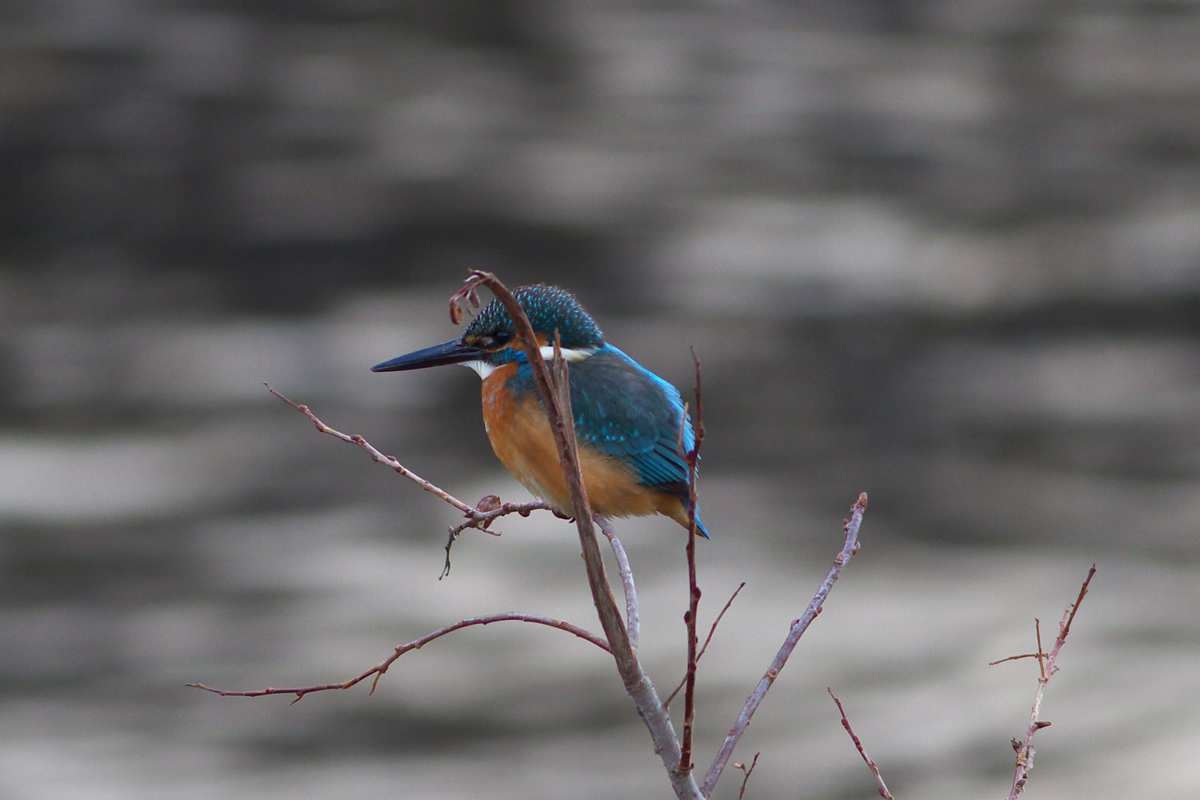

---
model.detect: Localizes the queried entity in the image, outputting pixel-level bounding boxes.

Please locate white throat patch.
[462,360,497,379]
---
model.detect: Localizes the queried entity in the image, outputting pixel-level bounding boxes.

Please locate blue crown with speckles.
[466,285,605,350]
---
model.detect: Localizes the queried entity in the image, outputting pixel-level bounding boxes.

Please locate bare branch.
[595,515,639,651]
[997,564,1097,800]
[989,650,1042,667]
[268,384,475,513]
[265,384,560,577]
[701,492,869,797]
[829,688,895,800]
[187,612,610,702]
[665,582,745,709]
[448,496,557,538]
[266,384,552,533]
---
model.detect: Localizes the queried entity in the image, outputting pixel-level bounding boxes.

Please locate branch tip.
[828,688,894,800]
[702,494,868,796]
[1003,564,1097,800]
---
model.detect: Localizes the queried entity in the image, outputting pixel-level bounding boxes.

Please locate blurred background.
[2,1,1199,798]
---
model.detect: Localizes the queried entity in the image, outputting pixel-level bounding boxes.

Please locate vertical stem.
[679,350,705,773]
[680,516,699,771]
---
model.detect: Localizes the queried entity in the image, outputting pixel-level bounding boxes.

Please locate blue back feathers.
[567,346,697,495]
[472,285,699,499]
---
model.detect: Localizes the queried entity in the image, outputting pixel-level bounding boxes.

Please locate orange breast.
[480,367,689,525]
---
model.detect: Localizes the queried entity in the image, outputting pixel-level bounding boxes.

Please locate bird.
[371,284,709,538]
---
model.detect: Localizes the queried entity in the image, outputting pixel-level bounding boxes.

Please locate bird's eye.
[494,330,511,345]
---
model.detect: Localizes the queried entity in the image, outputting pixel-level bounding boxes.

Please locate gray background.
[1,1,1198,798]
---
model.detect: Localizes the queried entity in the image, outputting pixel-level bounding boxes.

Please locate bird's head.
[371,284,604,378]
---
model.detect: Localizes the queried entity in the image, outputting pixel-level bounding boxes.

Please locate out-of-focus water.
[4,1,1200,797]
[1,286,1198,799]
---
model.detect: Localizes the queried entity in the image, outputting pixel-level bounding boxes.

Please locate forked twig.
[665,582,745,709]
[265,382,554,571]
[441,496,564,578]
[734,753,759,800]
[994,564,1097,799]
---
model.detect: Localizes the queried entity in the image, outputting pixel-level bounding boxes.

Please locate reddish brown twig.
[995,564,1097,800]
[733,753,759,800]
[187,613,610,702]
[829,689,895,800]
[266,383,553,530]
[665,582,745,709]
[679,348,705,774]
[441,497,564,578]
[264,384,557,577]
[701,492,869,797]
[268,384,474,512]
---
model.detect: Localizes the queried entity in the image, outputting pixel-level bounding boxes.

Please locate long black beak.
[371,339,484,372]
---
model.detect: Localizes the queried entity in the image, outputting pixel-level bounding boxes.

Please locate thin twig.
[447,497,556,538]
[187,613,610,702]
[697,583,743,663]
[595,515,639,651]
[266,383,552,531]
[701,492,869,798]
[997,564,1097,800]
[265,383,558,577]
[441,497,560,578]
[989,649,1041,667]
[829,689,895,800]
[679,348,705,773]
[665,582,745,709]
[267,384,474,513]
[734,753,759,800]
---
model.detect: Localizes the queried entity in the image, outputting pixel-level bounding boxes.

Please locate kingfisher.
[371,284,709,538]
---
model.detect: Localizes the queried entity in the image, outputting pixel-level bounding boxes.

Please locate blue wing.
[566,346,696,496]
[506,344,709,536]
